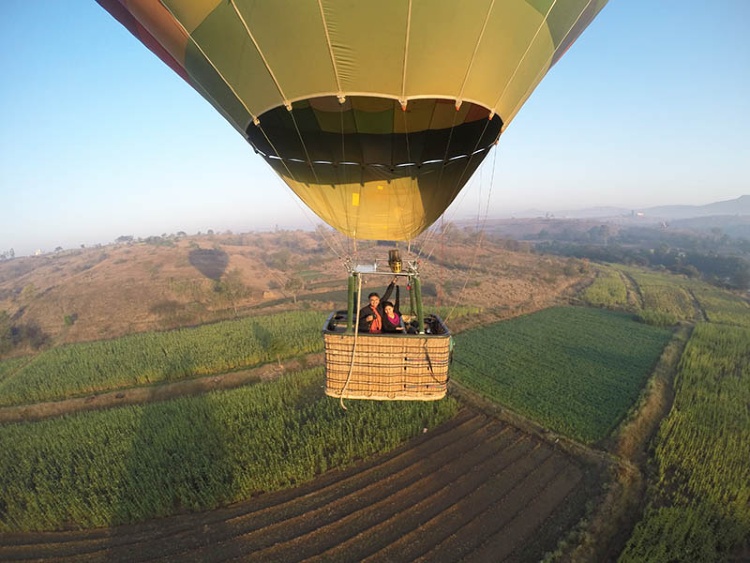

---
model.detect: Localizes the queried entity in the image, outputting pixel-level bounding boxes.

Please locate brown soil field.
[0,408,603,562]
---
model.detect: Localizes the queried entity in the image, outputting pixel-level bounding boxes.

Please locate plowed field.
[0,409,599,562]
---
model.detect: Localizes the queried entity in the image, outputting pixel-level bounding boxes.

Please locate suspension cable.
[339,273,363,410]
[443,143,499,323]
[411,99,463,264]
[253,116,348,261]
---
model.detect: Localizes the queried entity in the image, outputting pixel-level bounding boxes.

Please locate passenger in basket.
[358,278,396,333]
[381,301,405,333]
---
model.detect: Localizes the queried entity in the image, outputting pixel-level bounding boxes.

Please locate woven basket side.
[324,333,449,401]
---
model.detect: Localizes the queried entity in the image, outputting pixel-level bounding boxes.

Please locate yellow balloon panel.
[272,157,486,241]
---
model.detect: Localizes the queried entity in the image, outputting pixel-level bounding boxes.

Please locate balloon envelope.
[98,0,608,240]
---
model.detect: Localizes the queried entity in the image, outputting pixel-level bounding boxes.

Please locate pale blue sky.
[1,1,749,256]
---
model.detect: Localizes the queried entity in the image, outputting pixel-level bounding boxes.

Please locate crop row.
[0,310,327,407]
[582,264,697,327]
[688,284,750,327]
[582,266,629,309]
[626,270,695,324]
[0,367,459,532]
[586,263,750,329]
[620,323,750,561]
[451,307,672,444]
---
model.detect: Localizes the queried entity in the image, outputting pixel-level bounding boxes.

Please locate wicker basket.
[323,314,451,401]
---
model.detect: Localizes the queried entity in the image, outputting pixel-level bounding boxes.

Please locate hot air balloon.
[98,0,608,400]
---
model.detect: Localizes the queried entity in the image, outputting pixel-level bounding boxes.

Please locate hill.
[498,195,750,221]
[0,231,587,356]
[638,194,750,219]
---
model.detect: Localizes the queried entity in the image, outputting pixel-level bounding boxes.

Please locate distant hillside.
[507,195,750,221]
[638,195,750,219]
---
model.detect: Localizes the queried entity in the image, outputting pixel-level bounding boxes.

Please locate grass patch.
[452,307,672,444]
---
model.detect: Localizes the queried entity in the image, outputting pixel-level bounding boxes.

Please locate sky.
[2,1,749,257]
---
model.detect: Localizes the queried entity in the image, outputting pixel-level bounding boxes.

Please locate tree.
[284,276,305,304]
[214,268,249,315]
[264,249,291,270]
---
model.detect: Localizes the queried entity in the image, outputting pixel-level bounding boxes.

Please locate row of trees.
[530,221,750,290]
[538,240,750,290]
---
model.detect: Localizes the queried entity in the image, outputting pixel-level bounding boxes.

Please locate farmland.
[0,305,481,410]
[0,408,601,562]
[0,368,459,532]
[577,262,750,560]
[0,310,327,407]
[1,233,749,560]
[581,265,631,309]
[622,267,696,326]
[581,264,698,327]
[451,307,672,444]
[619,323,750,561]
[689,283,750,327]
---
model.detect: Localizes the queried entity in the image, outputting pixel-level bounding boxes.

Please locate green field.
[0,368,459,532]
[452,307,672,444]
[3,260,748,558]
[619,323,750,562]
[584,263,750,330]
[625,269,696,325]
[689,283,750,327]
[0,305,482,408]
[582,265,630,309]
[0,310,327,407]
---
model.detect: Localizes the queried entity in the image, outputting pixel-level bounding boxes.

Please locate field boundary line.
[0,354,325,424]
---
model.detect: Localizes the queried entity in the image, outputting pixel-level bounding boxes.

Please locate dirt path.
[619,270,643,310]
[686,288,709,322]
[0,354,324,423]
[0,407,600,562]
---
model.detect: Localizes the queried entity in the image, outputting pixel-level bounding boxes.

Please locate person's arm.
[381,277,397,302]
[358,306,371,328]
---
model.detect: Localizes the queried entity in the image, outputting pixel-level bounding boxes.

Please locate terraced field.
[0,408,598,562]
